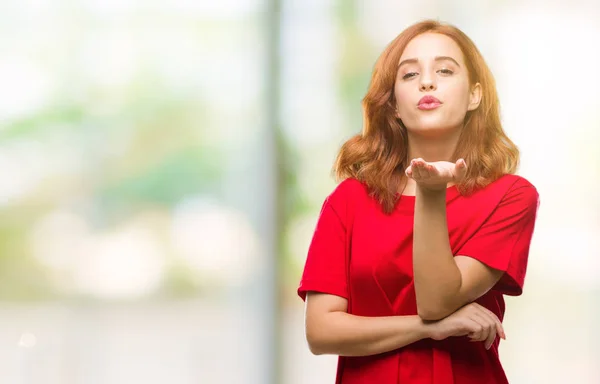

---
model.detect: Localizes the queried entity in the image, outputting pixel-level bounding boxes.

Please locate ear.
[392,100,402,119]
[467,82,482,111]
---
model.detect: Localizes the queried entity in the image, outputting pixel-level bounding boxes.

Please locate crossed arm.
[412,186,503,320]
[302,160,536,356]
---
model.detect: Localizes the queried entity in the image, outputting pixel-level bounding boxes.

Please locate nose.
[420,78,436,91]
[419,70,437,91]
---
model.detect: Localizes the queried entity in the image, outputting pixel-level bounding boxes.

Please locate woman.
[297,19,540,384]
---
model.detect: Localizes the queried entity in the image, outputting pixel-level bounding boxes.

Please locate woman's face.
[394,32,481,136]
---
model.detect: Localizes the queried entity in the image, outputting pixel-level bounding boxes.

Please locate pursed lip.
[418,95,442,105]
[417,95,442,110]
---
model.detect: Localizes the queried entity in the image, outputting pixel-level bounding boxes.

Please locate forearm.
[308,313,430,356]
[413,186,462,319]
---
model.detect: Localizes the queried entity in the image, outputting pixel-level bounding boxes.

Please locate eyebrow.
[398,56,461,68]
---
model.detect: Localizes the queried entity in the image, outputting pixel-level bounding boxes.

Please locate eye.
[402,72,418,80]
[437,68,454,75]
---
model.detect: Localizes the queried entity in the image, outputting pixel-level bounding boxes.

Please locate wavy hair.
[334,19,519,214]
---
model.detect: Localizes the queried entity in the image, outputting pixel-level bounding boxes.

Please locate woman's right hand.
[426,302,506,350]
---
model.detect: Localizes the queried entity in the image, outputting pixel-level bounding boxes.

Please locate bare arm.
[412,187,502,320]
[304,292,430,356]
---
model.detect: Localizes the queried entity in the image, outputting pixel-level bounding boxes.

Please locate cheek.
[449,80,472,105]
[394,85,413,111]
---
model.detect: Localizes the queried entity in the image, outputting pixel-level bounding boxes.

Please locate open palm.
[405,158,467,191]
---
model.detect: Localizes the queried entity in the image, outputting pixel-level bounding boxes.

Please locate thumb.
[455,159,468,178]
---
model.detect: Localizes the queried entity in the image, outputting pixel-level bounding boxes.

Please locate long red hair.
[334,19,519,214]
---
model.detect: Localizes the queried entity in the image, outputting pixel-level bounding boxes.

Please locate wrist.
[416,183,448,194]
[415,316,436,339]
[415,184,447,203]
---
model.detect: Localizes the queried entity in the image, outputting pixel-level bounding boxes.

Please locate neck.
[406,128,461,162]
[399,128,462,196]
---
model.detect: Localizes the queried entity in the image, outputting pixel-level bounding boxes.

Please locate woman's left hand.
[405,158,467,192]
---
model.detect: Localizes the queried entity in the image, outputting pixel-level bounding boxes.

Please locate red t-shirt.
[297,174,540,384]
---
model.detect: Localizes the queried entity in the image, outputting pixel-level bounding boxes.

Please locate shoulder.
[499,173,536,190]
[474,174,536,196]
[323,178,370,216]
[462,174,538,213]
[496,174,538,201]
[327,178,369,203]
[483,174,540,213]
[330,178,369,200]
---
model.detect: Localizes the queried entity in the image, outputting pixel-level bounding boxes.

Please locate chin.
[406,123,458,137]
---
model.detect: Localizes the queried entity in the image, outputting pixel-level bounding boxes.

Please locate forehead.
[399,32,464,64]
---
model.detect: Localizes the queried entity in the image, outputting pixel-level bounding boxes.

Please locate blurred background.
[0,0,598,383]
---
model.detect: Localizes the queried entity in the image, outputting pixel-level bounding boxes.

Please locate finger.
[465,318,484,341]
[470,312,492,343]
[472,311,496,349]
[476,305,506,340]
[416,159,433,179]
[484,325,497,350]
[454,159,468,180]
[411,159,423,179]
[460,317,481,341]
[464,305,485,341]
[423,162,436,178]
[471,303,505,340]
[405,165,413,178]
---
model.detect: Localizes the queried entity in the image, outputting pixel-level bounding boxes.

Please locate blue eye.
[402,72,418,80]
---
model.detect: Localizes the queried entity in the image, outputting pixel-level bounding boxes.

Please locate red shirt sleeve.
[297,191,349,302]
[456,179,540,296]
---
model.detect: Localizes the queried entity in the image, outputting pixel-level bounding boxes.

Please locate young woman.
[297,19,540,384]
